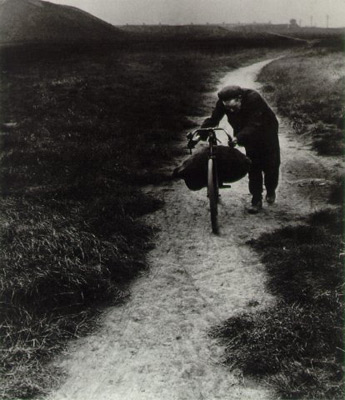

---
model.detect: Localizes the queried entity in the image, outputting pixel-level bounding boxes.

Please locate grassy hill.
[0,0,124,43]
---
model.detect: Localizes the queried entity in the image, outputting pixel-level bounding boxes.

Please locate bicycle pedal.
[220,184,231,189]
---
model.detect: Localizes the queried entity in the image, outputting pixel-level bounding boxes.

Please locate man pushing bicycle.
[201,85,280,214]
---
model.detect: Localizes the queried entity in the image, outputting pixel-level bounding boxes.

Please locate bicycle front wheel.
[207,158,219,234]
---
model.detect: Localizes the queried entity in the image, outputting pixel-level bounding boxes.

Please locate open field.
[119,24,344,48]
[0,43,280,399]
[0,37,343,399]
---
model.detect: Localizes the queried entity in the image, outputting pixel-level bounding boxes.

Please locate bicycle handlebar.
[188,127,231,138]
[186,127,235,154]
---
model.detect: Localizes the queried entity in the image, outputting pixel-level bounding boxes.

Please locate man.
[201,85,280,214]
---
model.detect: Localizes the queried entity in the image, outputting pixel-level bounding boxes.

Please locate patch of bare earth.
[47,59,341,400]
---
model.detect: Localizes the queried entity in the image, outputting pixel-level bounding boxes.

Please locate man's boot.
[247,198,263,214]
[266,191,276,204]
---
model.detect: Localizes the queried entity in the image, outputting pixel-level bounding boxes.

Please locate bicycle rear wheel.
[207,158,219,234]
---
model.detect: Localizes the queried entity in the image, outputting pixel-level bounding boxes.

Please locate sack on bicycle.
[173,145,251,191]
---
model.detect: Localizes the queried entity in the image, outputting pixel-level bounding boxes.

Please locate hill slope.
[0,0,123,43]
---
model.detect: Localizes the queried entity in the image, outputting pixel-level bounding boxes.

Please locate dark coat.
[202,87,280,161]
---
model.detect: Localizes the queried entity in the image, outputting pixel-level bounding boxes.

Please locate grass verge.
[211,208,343,399]
[258,47,344,156]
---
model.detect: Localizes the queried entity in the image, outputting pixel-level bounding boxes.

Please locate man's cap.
[218,85,242,101]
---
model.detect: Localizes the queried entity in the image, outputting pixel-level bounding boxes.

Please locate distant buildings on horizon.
[123,19,340,29]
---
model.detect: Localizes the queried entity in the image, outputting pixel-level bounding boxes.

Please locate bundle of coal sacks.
[172,146,251,191]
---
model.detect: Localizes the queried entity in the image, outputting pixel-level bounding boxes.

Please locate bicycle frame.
[207,131,219,233]
[187,127,233,233]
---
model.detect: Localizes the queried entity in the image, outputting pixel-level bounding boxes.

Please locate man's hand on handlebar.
[198,129,211,141]
[187,132,200,152]
[187,138,199,150]
[228,138,238,148]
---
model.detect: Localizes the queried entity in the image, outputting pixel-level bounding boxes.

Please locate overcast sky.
[48,0,345,27]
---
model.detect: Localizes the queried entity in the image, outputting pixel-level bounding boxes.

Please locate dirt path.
[48,58,339,400]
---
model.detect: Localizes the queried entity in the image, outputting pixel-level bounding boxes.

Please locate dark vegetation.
[0,42,276,398]
[211,47,344,399]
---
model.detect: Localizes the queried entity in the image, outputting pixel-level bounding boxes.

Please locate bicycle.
[187,128,235,234]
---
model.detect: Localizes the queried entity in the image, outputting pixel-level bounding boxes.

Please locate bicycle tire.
[208,158,219,234]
